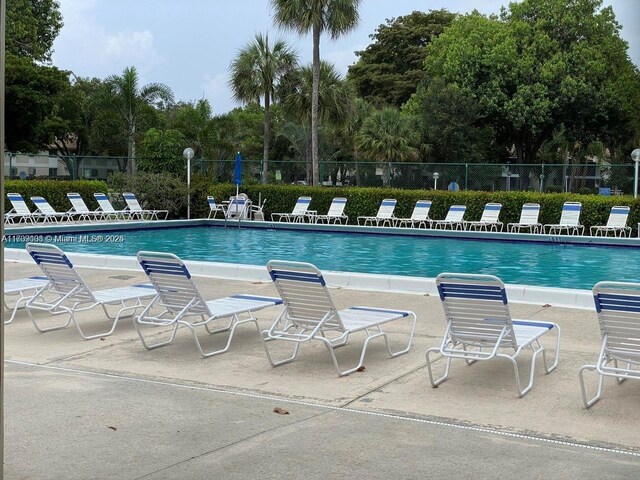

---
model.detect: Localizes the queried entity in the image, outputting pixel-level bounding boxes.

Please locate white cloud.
[201,73,235,115]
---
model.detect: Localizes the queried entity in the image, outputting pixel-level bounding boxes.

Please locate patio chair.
[4,276,49,324]
[225,194,250,220]
[313,197,348,224]
[30,196,72,223]
[94,193,131,221]
[432,205,467,230]
[261,260,417,376]
[396,200,432,228]
[5,193,40,225]
[207,196,227,219]
[426,273,561,397]
[579,281,640,408]
[66,193,105,222]
[136,251,282,357]
[507,203,542,234]
[357,199,397,226]
[544,201,584,235]
[590,206,631,238]
[123,192,169,221]
[463,203,503,232]
[25,243,156,339]
[271,196,313,223]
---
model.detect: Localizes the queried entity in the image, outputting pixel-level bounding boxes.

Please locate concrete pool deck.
[3,259,640,478]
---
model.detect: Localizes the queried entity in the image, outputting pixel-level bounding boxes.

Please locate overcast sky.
[51,0,640,115]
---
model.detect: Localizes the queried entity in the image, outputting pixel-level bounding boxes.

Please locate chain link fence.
[4,152,636,194]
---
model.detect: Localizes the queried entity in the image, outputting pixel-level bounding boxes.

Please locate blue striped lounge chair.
[207,196,227,219]
[463,203,503,232]
[136,251,282,357]
[357,199,397,227]
[544,201,584,235]
[313,197,348,224]
[25,243,156,339]
[67,193,105,222]
[5,193,40,225]
[432,205,466,230]
[507,203,542,234]
[396,200,432,228]
[261,260,417,376]
[30,196,72,223]
[94,193,131,221]
[426,273,561,397]
[123,192,169,221]
[271,196,313,223]
[4,276,50,324]
[590,206,631,238]
[579,281,640,408]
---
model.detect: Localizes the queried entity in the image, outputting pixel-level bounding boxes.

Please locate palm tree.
[104,66,174,174]
[229,33,298,183]
[356,108,419,187]
[271,0,361,186]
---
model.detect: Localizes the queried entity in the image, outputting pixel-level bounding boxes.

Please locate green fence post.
[72,155,77,180]
[540,164,545,192]
[465,163,469,191]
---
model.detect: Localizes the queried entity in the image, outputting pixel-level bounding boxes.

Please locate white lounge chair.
[426,273,560,397]
[67,193,105,222]
[123,192,169,221]
[396,200,432,228]
[464,203,503,232]
[30,196,72,223]
[590,206,631,238]
[207,196,227,219]
[432,205,466,230]
[271,196,313,223]
[225,195,249,220]
[579,281,640,408]
[4,276,50,324]
[25,243,156,339]
[357,199,397,226]
[544,201,584,235]
[313,197,348,224]
[136,251,282,357]
[94,193,131,221]
[507,203,542,234]
[261,260,417,376]
[5,193,40,225]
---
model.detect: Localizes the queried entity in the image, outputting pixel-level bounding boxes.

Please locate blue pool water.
[6,226,640,289]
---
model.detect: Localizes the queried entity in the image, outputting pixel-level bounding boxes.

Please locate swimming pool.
[5,225,639,290]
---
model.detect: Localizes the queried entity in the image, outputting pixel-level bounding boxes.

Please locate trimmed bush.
[4,179,107,213]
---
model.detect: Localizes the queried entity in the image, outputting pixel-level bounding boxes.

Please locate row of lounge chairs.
[4,192,168,225]
[5,243,638,408]
[268,196,634,237]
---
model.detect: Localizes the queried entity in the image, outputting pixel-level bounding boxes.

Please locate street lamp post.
[433,172,439,190]
[505,170,512,192]
[632,149,640,199]
[183,147,194,219]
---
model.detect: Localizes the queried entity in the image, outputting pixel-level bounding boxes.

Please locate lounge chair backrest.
[436,273,517,350]
[593,281,640,363]
[7,193,32,215]
[67,193,91,213]
[605,206,630,228]
[207,196,218,211]
[267,260,344,331]
[410,200,432,221]
[443,205,466,222]
[30,196,57,215]
[138,251,209,315]
[292,197,312,215]
[558,201,581,226]
[479,203,502,222]
[123,193,144,212]
[326,197,347,217]
[226,196,247,218]
[376,199,397,219]
[26,243,96,303]
[94,193,117,213]
[517,203,540,224]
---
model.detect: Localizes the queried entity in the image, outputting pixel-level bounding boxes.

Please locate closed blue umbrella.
[234,152,242,186]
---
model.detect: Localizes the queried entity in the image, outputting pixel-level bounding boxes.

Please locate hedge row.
[204,184,640,234]
[4,180,108,213]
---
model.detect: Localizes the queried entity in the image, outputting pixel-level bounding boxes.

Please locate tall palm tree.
[104,66,174,174]
[356,108,419,187]
[271,0,361,186]
[229,33,298,183]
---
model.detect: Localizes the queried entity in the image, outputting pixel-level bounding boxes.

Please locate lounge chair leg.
[321,333,382,376]
[381,312,417,357]
[261,331,301,367]
[134,320,180,350]
[191,315,260,358]
[27,305,74,333]
[578,364,604,408]
[425,348,451,387]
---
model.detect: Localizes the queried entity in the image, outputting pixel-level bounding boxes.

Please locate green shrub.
[4,179,107,213]
[578,187,595,195]
[108,172,188,219]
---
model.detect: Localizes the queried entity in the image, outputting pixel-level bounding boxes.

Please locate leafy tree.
[137,128,187,175]
[356,108,419,187]
[271,0,361,186]
[101,66,174,174]
[167,99,216,159]
[7,0,63,62]
[229,33,298,183]
[336,97,373,185]
[348,10,455,108]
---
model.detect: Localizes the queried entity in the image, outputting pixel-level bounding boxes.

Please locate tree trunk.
[382,162,391,188]
[311,23,321,186]
[127,119,136,175]
[262,91,270,184]
[354,149,361,186]
[306,135,312,184]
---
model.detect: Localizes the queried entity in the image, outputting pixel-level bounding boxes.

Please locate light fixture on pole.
[433,172,439,190]
[632,148,640,199]
[183,147,194,219]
